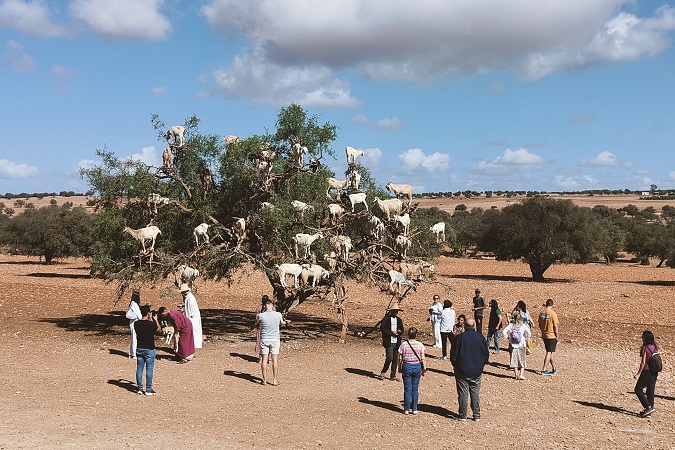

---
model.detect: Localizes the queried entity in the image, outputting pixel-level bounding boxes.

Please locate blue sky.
[1,0,675,195]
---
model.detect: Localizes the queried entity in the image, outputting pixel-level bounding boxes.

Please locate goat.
[160,318,178,352]
[368,216,385,239]
[147,193,170,216]
[323,251,338,271]
[291,200,314,221]
[349,169,361,191]
[416,259,435,279]
[345,146,365,164]
[233,218,246,244]
[194,223,209,245]
[394,234,411,258]
[256,159,273,185]
[177,264,200,285]
[331,235,352,261]
[123,225,161,254]
[393,213,410,235]
[166,125,186,147]
[224,135,240,145]
[388,269,417,294]
[292,143,308,167]
[276,263,304,288]
[327,177,349,200]
[347,192,368,213]
[327,203,345,225]
[386,182,414,205]
[261,150,277,162]
[430,222,446,242]
[300,264,330,287]
[374,197,403,219]
[199,167,213,198]
[399,262,421,281]
[162,146,173,167]
[293,232,323,259]
[261,201,275,210]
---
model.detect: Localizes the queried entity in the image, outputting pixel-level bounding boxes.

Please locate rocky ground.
[0,254,673,449]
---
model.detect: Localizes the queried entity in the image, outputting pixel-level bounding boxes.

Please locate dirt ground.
[1,254,674,449]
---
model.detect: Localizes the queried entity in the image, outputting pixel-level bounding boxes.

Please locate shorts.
[260,338,281,355]
[543,338,557,352]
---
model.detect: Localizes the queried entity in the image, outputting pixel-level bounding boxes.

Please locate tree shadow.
[108,348,129,357]
[223,369,261,385]
[573,400,638,416]
[357,396,400,413]
[230,352,258,363]
[448,274,571,283]
[345,367,381,379]
[427,367,453,377]
[39,311,128,337]
[25,272,91,279]
[107,378,138,393]
[628,280,675,287]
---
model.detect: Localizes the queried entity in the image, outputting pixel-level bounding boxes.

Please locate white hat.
[179,283,191,292]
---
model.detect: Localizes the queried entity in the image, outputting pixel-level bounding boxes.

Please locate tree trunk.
[528,261,550,281]
[334,274,348,343]
[44,252,53,265]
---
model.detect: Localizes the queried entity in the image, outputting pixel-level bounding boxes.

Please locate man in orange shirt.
[538,298,559,375]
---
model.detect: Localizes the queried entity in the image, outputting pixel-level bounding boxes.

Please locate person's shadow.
[573,400,638,416]
[345,368,381,379]
[223,370,261,384]
[107,379,137,393]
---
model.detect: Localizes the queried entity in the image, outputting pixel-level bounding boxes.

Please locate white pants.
[129,321,137,357]
[432,321,442,348]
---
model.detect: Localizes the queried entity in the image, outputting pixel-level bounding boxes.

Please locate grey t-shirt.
[257,311,285,340]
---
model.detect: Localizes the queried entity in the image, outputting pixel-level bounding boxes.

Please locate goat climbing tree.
[82,104,445,341]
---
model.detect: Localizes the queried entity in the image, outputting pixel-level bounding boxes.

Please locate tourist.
[453,314,466,338]
[472,288,486,335]
[125,291,142,359]
[502,312,531,380]
[257,296,286,386]
[513,300,534,354]
[439,300,456,361]
[398,327,426,415]
[179,283,202,349]
[485,299,503,354]
[428,295,443,348]
[538,299,559,375]
[379,304,404,381]
[450,318,489,422]
[634,330,659,417]
[255,295,274,360]
[158,306,195,363]
[134,304,162,395]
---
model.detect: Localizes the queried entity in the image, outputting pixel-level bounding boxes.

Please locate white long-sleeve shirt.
[502,323,531,348]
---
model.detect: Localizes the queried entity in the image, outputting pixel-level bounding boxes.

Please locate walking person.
[472,288,486,335]
[450,318,489,422]
[485,299,503,354]
[538,299,559,375]
[428,295,443,348]
[134,304,162,395]
[502,313,531,380]
[379,305,404,381]
[125,291,142,359]
[513,300,534,354]
[180,283,203,349]
[439,300,456,361]
[634,330,659,417]
[257,296,286,386]
[158,306,195,363]
[398,327,426,415]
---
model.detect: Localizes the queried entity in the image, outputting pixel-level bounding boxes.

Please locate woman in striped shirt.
[398,327,426,415]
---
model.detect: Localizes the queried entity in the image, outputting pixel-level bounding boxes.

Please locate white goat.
[430,222,446,242]
[193,223,209,245]
[177,264,200,285]
[350,169,361,191]
[300,264,330,287]
[224,135,240,145]
[147,193,170,215]
[394,234,411,258]
[374,197,403,219]
[345,146,364,164]
[399,262,421,281]
[323,251,338,271]
[386,182,414,205]
[233,218,246,244]
[276,263,304,288]
[393,213,410,235]
[166,125,186,147]
[416,259,436,279]
[261,149,277,162]
[291,200,314,221]
[388,269,417,294]
[123,225,161,254]
[162,146,173,167]
[261,201,275,210]
[292,143,308,167]
[327,203,345,225]
[331,235,352,261]
[256,159,273,185]
[347,192,368,213]
[293,232,323,259]
[368,216,385,239]
[327,177,349,200]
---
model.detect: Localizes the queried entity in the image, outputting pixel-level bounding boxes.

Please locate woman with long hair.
[634,330,659,417]
[125,291,142,359]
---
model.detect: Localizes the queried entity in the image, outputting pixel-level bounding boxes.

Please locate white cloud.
[77,159,98,170]
[151,85,166,96]
[581,150,620,166]
[0,159,39,178]
[362,147,382,167]
[52,64,75,90]
[399,148,450,173]
[553,174,600,190]
[351,114,369,125]
[3,40,35,72]
[0,0,69,37]
[70,0,171,41]
[375,117,402,131]
[571,114,596,124]
[129,146,160,167]
[473,148,544,176]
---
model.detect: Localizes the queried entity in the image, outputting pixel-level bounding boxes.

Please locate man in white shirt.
[180,283,202,349]
[257,297,286,386]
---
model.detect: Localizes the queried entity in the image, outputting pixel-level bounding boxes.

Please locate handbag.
[405,340,427,375]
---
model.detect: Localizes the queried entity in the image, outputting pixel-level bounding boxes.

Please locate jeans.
[136,348,156,391]
[456,373,482,419]
[402,363,422,412]
[441,332,453,358]
[381,342,398,378]
[486,328,500,352]
[634,370,656,409]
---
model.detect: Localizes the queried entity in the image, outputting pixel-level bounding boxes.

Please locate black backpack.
[647,346,663,376]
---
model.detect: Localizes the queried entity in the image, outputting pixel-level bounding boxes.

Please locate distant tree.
[477,196,604,280]
[650,184,658,194]
[50,199,58,206]
[3,207,15,217]
[621,204,639,216]
[455,204,467,212]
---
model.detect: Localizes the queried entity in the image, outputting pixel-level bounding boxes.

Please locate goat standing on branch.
[123,225,161,254]
[345,146,364,164]
[166,125,186,147]
[430,222,446,242]
[194,223,209,246]
[374,197,403,219]
[293,232,323,259]
[386,182,413,205]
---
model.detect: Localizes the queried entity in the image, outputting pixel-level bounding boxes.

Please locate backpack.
[647,346,663,376]
[510,326,523,344]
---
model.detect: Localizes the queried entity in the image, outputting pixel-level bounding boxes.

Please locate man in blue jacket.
[450,317,489,421]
